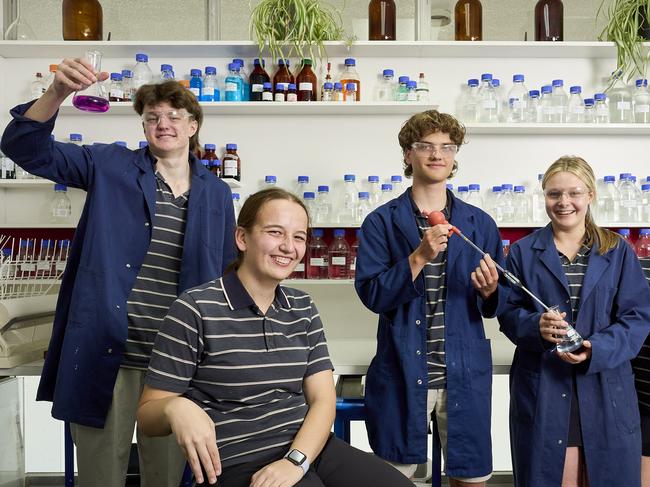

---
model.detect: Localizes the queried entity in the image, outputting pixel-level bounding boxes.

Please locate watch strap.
[284,449,310,475]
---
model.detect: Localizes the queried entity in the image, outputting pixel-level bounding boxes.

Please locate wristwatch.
[284,448,310,475]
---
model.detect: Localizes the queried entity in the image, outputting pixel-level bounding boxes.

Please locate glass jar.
[63,0,103,41]
[454,0,482,41]
[368,0,396,41]
[534,0,563,42]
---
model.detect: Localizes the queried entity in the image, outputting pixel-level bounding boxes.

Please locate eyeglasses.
[142,110,193,126]
[544,188,590,201]
[410,142,458,156]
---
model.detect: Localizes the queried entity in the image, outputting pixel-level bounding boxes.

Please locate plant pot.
[639,9,650,40]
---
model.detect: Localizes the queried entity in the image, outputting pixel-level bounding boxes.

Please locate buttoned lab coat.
[354,190,509,479]
[498,225,650,487]
[1,102,237,427]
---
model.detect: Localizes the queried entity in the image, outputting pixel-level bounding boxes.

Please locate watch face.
[287,449,306,465]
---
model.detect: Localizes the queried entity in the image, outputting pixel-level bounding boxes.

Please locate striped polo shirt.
[122,171,188,369]
[145,271,334,468]
[410,189,451,389]
[558,243,591,322]
[632,257,650,415]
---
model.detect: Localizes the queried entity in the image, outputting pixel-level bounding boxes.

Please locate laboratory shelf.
[0,224,76,229]
[0,40,645,60]
[465,123,650,135]
[0,177,241,189]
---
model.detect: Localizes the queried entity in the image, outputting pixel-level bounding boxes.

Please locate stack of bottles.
[458,72,650,124]
[2,238,71,280]
[372,70,430,103]
[196,142,242,181]
[289,228,360,280]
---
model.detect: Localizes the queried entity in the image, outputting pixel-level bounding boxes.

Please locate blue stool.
[333,398,365,444]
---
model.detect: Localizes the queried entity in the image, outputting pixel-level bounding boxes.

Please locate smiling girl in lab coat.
[499,156,650,487]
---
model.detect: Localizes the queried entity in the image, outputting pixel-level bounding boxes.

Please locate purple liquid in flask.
[73,95,110,112]
[73,50,110,113]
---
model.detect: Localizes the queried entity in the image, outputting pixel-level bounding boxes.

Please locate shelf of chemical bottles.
[0,223,77,229]
[1,40,648,60]
[0,177,241,189]
[309,222,650,230]
[58,101,440,116]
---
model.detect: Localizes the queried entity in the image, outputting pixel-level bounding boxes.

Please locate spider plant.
[598,0,650,83]
[249,0,346,63]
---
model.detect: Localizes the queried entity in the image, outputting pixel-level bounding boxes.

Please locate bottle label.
[54,209,71,217]
[407,92,417,102]
[37,261,51,271]
[617,101,631,110]
[226,82,238,92]
[190,88,200,97]
[252,84,264,93]
[56,261,67,272]
[636,104,650,113]
[294,263,305,272]
[299,82,313,91]
[310,258,326,266]
[110,89,124,99]
[482,99,497,109]
[511,100,524,109]
[331,256,346,266]
[274,93,285,102]
[322,92,333,102]
[20,263,36,272]
[287,93,298,102]
[350,258,357,271]
[571,106,584,114]
[262,92,273,101]
[223,161,238,177]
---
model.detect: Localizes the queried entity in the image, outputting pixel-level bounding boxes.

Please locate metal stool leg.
[431,414,442,487]
[64,421,74,487]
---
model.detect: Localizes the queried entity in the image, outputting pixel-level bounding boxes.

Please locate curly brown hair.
[398,110,466,178]
[133,80,203,154]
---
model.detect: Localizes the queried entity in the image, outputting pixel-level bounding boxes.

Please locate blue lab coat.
[1,102,237,427]
[354,189,509,478]
[498,225,650,487]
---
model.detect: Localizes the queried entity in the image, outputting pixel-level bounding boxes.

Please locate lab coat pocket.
[511,367,540,425]
[606,372,640,436]
[469,338,493,393]
[68,265,103,328]
[200,207,226,250]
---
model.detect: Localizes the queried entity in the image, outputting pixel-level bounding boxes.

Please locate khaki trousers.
[70,367,187,487]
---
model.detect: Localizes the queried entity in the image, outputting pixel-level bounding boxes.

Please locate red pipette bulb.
[427,211,460,236]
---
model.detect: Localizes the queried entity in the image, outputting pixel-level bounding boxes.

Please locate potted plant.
[249,0,345,62]
[598,0,650,83]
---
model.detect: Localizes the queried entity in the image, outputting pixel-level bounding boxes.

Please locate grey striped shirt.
[122,172,188,369]
[411,190,451,389]
[633,257,650,415]
[558,243,591,322]
[145,271,333,468]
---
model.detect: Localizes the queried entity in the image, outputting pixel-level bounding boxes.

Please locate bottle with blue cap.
[531,174,547,224]
[132,53,153,94]
[466,183,483,209]
[617,228,632,246]
[138,140,148,149]
[108,72,125,102]
[500,183,516,223]
[261,82,273,102]
[608,70,634,123]
[189,69,203,99]
[477,73,498,122]
[121,70,133,101]
[69,133,83,145]
[539,85,554,123]
[583,97,595,123]
[344,83,357,102]
[513,185,530,223]
[397,76,410,102]
[457,185,469,201]
[380,183,393,205]
[349,229,361,278]
[526,89,541,122]
[307,229,328,279]
[303,191,318,219]
[328,229,350,279]
[294,176,310,200]
[340,175,359,224]
[37,239,54,276]
[601,175,620,223]
[391,175,405,195]
[322,82,334,102]
[406,81,418,102]
[460,78,480,122]
[315,185,332,224]
[263,175,277,190]
[202,66,220,101]
[550,79,568,123]
[225,63,244,102]
[340,58,361,101]
[488,185,504,222]
[637,228,650,257]
[357,192,372,222]
[232,59,250,100]
[567,86,585,123]
[160,64,175,82]
[634,79,650,123]
[250,59,270,101]
[506,74,528,123]
[50,184,72,223]
[366,176,382,207]
[232,193,242,219]
[594,93,609,124]
[332,82,344,102]
[642,184,650,222]
[222,143,241,181]
[491,78,505,121]
[374,69,396,102]
[618,175,642,222]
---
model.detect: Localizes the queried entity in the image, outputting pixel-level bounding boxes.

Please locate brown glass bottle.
[272,59,294,95]
[296,59,318,102]
[454,0,482,41]
[368,0,396,41]
[62,0,103,41]
[535,0,563,41]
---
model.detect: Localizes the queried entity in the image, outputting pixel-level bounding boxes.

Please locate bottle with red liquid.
[72,50,110,112]
[502,239,510,257]
[249,58,271,101]
[535,0,563,42]
[349,229,360,279]
[203,143,218,164]
[296,59,318,102]
[618,229,632,247]
[454,0,482,41]
[273,59,294,96]
[222,143,241,181]
[637,229,650,258]
[307,229,328,279]
[328,229,350,279]
[290,255,306,279]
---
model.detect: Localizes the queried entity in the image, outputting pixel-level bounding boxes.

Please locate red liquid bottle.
[328,229,350,279]
[307,229,328,279]
[535,0,563,41]
[349,229,360,279]
[289,256,306,279]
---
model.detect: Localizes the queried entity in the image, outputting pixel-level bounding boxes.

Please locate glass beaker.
[72,50,110,113]
[548,305,584,353]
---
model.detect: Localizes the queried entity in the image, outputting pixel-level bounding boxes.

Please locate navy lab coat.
[499,225,650,487]
[354,189,509,479]
[1,101,237,427]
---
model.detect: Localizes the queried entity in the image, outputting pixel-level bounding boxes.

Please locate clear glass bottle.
[608,71,634,123]
[121,69,133,101]
[526,89,541,122]
[602,175,620,223]
[506,74,528,123]
[232,193,242,220]
[454,0,482,41]
[294,176,310,199]
[357,192,372,223]
[380,183,393,204]
[108,72,125,102]
[391,175,405,195]
[328,229,350,279]
[397,76,410,102]
[531,173,547,224]
[203,66,220,102]
[642,184,650,223]
[31,72,44,99]
[492,78,506,121]
[566,86,585,123]
[160,63,175,82]
[539,85,554,123]
[513,185,530,223]
[367,176,382,207]
[43,64,58,94]
[618,175,642,222]
[535,0,563,41]
[307,229,328,279]
[466,183,483,209]
[369,0,396,40]
[303,192,318,220]
[131,53,153,96]
[500,184,516,223]
[339,174,359,224]
[344,83,358,102]
[263,175,277,190]
[50,184,72,223]
[551,79,568,123]
[489,186,503,222]
[583,97,595,123]
[416,73,430,103]
[457,185,469,201]
[315,185,333,224]
[594,93,610,123]
[477,73,498,122]
[322,82,334,101]
[374,69,396,101]
[634,79,650,123]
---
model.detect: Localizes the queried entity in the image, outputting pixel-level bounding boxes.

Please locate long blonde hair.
[542,156,619,255]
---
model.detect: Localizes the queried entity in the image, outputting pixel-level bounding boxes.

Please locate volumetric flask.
[549,305,584,353]
[72,50,110,113]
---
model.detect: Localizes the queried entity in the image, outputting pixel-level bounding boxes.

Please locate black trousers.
[206,435,413,487]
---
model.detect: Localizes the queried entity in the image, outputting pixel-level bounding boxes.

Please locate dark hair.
[398,110,466,178]
[226,188,310,273]
[132,80,203,154]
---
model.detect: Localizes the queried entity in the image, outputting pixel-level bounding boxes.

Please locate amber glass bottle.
[368,0,396,41]
[63,0,103,41]
[454,0,482,41]
[534,0,563,41]
[296,59,318,102]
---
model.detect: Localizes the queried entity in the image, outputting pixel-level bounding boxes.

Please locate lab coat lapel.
[579,242,611,307]
[135,150,157,223]
[392,191,422,252]
[447,198,473,277]
[532,225,570,296]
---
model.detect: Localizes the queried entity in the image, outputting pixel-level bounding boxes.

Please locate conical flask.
[72,50,110,113]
